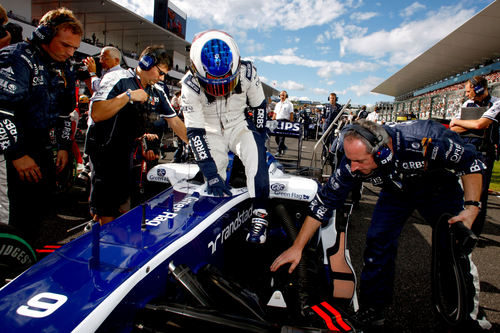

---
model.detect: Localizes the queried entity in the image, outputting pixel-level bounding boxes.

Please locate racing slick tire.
[0,223,37,286]
[431,214,477,326]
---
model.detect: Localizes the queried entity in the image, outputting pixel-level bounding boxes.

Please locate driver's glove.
[206,174,232,197]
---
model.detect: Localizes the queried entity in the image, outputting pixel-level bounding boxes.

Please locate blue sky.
[114,0,495,106]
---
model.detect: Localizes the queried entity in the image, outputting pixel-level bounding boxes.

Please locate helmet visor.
[196,70,239,96]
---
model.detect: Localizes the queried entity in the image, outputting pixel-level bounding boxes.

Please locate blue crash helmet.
[190,30,241,97]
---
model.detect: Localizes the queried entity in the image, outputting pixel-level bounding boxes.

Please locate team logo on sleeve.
[241,61,252,80]
[184,74,200,94]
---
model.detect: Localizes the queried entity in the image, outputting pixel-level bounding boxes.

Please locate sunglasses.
[156,65,167,76]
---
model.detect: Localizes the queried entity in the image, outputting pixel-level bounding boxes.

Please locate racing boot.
[246,209,268,244]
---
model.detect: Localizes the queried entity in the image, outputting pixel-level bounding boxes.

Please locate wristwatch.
[126,89,132,104]
[464,200,482,209]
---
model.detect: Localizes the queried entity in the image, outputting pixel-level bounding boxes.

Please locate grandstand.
[373,0,500,122]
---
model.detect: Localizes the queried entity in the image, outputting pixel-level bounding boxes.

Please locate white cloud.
[400,2,426,18]
[350,11,378,22]
[340,4,476,65]
[280,80,305,91]
[315,21,367,44]
[245,39,265,53]
[281,48,298,56]
[251,48,377,78]
[112,0,152,17]
[313,88,330,95]
[171,0,345,31]
[347,76,384,96]
[287,36,301,43]
[290,96,313,102]
[317,46,331,54]
[345,0,364,9]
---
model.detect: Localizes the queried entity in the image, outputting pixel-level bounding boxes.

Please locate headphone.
[469,77,486,95]
[139,48,167,71]
[328,93,336,102]
[349,124,393,166]
[32,15,75,44]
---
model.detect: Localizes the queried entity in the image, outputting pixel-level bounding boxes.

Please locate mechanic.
[322,92,341,132]
[271,120,491,330]
[0,8,82,245]
[181,30,270,244]
[273,90,294,156]
[86,45,187,225]
[449,75,500,236]
[355,105,368,121]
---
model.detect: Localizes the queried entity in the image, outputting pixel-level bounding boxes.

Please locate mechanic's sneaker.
[352,307,385,327]
[246,209,268,244]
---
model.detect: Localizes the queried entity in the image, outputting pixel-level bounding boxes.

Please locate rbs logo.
[191,135,208,160]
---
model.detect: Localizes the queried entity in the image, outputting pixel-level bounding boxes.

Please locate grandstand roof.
[31,0,190,55]
[372,0,500,98]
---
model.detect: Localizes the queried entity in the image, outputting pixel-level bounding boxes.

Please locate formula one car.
[0,154,358,332]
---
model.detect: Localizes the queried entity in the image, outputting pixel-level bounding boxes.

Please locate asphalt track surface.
[34,134,499,332]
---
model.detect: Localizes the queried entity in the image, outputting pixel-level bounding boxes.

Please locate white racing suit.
[181,60,269,208]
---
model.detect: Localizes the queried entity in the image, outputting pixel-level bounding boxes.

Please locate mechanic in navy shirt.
[87,45,187,225]
[0,8,82,244]
[271,120,491,330]
[322,92,341,132]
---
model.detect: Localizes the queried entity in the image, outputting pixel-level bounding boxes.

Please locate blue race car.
[0,154,358,332]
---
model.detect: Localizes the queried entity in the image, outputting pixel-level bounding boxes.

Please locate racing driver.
[181,30,270,244]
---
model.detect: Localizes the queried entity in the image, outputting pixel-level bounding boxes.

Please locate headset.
[349,123,393,166]
[32,14,75,44]
[139,48,167,71]
[469,77,486,95]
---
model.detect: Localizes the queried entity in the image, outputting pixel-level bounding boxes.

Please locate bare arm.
[166,116,187,143]
[448,173,482,229]
[91,89,148,122]
[270,216,322,273]
[0,31,11,49]
[449,117,493,132]
[83,57,97,95]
